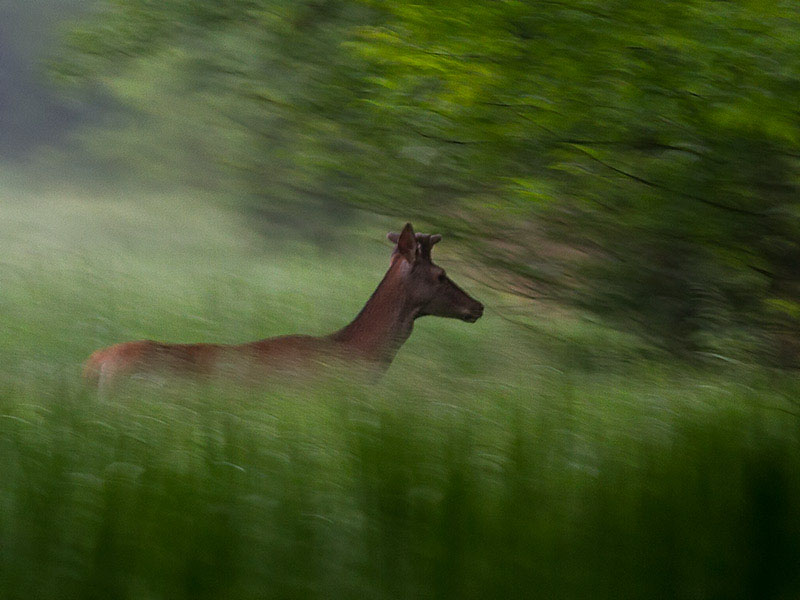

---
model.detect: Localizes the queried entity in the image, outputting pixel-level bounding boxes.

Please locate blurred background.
[2,1,800,599]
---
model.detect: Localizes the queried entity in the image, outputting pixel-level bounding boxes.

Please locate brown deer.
[83,223,483,388]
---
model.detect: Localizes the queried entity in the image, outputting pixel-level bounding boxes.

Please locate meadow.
[1,179,799,599]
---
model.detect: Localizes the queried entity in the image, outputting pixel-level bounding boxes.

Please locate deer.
[83,223,484,389]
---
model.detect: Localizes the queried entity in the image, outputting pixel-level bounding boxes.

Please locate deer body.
[83,223,483,388]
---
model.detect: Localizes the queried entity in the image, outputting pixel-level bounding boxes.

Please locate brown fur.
[83,224,483,389]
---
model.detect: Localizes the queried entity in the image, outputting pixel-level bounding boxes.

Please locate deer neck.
[330,260,419,367]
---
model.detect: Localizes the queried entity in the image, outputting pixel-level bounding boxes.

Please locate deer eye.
[437,272,447,283]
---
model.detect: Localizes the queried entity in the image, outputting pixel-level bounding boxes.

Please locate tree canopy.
[55,0,800,363]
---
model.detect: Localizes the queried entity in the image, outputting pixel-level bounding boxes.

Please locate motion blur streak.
[1,2,800,599]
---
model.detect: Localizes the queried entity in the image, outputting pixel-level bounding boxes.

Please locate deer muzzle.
[460,302,484,323]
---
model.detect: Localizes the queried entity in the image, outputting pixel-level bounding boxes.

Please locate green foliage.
[2,181,800,599]
[4,373,800,600]
[53,1,800,362]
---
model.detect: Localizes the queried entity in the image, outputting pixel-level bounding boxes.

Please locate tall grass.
[1,182,799,599]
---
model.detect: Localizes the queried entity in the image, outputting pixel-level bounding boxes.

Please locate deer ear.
[430,234,442,245]
[387,232,400,244]
[395,222,417,262]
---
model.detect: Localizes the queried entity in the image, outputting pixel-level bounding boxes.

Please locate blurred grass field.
[1,178,800,599]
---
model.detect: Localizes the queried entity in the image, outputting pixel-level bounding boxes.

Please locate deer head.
[387,223,484,323]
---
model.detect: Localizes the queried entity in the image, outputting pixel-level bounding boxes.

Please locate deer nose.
[462,302,484,323]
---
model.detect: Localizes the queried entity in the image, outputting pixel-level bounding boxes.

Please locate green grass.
[1,182,800,599]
